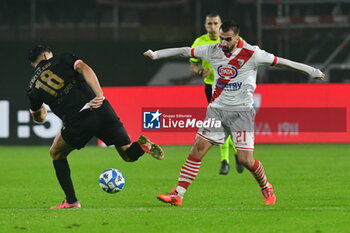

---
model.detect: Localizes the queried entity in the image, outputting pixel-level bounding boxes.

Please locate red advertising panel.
[103,84,349,145]
[253,84,349,143]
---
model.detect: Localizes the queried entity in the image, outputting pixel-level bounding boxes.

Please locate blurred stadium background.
[1,0,350,145]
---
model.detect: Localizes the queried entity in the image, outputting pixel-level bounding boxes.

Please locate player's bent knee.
[237,156,250,167]
[191,138,212,158]
[116,142,142,162]
[49,148,68,160]
[237,150,254,168]
[119,155,133,162]
[49,147,57,159]
[50,153,61,160]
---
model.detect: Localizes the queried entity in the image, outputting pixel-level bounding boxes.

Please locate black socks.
[53,158,78,204]
[125,142,145,162]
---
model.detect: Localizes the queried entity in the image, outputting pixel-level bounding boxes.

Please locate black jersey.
[27,53,94,123]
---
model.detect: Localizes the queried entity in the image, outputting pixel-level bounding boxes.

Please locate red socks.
[249,159,268,188]
[177,155,202,189]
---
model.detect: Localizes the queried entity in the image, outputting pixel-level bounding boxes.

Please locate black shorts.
[61,100,131,149]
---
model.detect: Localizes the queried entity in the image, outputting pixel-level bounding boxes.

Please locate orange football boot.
[157,188,183,206]
[261,183,276,205]
[50,199,81,209]
[138,135,164,160]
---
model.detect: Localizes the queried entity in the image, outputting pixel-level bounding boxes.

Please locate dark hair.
[28,45,52,63]
[206,11,221,19]
[220,20,240,35]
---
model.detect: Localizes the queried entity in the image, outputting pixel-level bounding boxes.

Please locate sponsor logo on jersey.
[216,81,243,91]
[217,65,238,79]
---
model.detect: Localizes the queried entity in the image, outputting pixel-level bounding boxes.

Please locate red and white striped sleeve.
[271,56,278,66]
[189,44,210,61]
[190,48,195,57]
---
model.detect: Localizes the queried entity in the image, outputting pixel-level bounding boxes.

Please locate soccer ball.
[99,168,125,193]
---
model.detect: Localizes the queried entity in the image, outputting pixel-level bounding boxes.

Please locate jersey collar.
[237,38,244,48]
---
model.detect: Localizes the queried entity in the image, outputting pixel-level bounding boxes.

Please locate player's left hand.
[89,96,105,109]
[313,70,325,80]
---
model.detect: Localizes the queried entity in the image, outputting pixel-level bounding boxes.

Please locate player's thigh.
[50,132,74,160]
[190,135,214,159]
[61,111,98,150]
[98,123,131,147]
[197,106,226,145]
[229,109,255,151]
[236,149,255,168]
[231,131,255,151]
[95,100,131,147]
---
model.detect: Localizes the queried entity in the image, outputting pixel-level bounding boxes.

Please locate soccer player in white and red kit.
[144,20,325,206]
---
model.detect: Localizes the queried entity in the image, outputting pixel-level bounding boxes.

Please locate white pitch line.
[1,207,349,211]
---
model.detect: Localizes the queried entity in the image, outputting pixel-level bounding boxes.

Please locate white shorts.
[197,106,255,151]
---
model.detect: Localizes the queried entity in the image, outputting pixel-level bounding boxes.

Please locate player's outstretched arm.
[144,47,191,60]
[276,57,325,80]
[75,60,105,109]
[30,104,47,122]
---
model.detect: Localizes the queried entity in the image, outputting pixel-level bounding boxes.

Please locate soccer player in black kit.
[27,45,164,209]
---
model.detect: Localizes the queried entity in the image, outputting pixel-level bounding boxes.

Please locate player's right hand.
[89,96,105,109]
[143,49,158,60]
[202,68,211,78]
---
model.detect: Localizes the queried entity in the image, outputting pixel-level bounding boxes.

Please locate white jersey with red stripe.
[190,40,277,108]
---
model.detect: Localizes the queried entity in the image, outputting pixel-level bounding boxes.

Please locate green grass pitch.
[0,144,349,233]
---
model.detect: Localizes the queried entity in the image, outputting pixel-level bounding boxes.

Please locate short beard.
[222,46,232,53]
[221,42,237,53]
